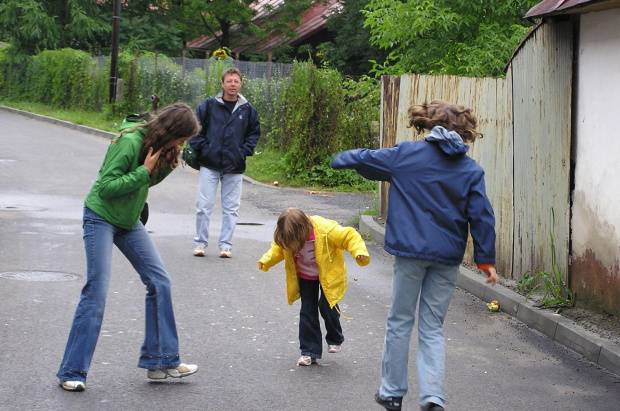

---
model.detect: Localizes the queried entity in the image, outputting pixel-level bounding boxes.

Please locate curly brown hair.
[118,102,199,176]
[407,100,482,143]
[273,208,313,256]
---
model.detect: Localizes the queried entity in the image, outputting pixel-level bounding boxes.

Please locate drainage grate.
[0,271,80,282]
[236,222,264,226]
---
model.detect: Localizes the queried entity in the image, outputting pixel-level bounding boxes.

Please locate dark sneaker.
[424,403,445,411]
[375,391,402,411]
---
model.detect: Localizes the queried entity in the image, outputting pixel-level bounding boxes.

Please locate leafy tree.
[104,0,186,56]
[363,0,538,77]
[0,0,109,55]
[319,0,390,76]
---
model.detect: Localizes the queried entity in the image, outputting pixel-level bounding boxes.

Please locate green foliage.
[0,0,109,55]
[0,48,107,111]
[279,60,343,178]
[245,148,377,192]
[240,75,289,150]
[524,208,575,313]
[268,60,379,189]
[517,272,537,293]
[203,57,236,98]
[320,0,390,76]
[245,148,293,186]
[339,75,380,150]
[363,0,538,77]
[1,50,381,192]
[308,156,377,191]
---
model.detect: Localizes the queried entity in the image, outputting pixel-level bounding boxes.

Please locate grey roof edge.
[359,214,620,377]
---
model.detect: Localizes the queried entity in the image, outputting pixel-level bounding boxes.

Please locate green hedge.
[0,50,379,189]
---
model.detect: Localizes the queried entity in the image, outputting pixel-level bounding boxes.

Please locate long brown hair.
[407,100,482,142]
[273,208,313,255]
[117,102,199,176]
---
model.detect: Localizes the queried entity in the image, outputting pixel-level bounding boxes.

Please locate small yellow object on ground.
[486,300,500,312]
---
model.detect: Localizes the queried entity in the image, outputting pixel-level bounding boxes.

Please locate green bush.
[279,61,344,177]
[0,50,381,192]
[1,48,107,111]
[268,60,380,187]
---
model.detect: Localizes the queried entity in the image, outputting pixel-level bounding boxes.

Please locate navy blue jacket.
[189,91,260,173]
[332,126,495,266]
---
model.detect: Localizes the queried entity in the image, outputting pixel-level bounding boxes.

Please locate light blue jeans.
[57,207,181,383]
[379,256,459,409]
[194,167,243,250]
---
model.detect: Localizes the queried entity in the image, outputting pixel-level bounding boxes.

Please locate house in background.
[186,0,340,60]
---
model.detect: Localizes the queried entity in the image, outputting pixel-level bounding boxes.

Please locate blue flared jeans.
[57,207,181,383]
[378,257,459,409]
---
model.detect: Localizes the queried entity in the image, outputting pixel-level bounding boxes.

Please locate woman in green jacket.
[258,207,370,366]
[57,102,200,391]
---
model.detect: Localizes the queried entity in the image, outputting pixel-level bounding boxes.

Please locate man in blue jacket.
[189,67,261,258]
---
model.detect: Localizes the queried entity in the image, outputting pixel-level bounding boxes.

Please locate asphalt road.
[1,109,619,411]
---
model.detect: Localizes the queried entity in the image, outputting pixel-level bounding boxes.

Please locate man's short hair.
[222,67,243,82]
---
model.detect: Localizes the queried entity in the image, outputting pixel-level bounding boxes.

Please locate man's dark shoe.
[422,403,445,411]
[375,391,403,411]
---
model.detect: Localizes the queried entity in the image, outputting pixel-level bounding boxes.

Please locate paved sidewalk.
[359,215,620,377]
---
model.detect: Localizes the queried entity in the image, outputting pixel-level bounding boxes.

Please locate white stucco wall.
[572,8,620,270]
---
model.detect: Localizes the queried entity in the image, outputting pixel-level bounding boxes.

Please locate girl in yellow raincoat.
[258,207,370,366]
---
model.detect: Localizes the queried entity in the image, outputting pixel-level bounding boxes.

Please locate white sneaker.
[59,380,85,391]
[328,344,341,353]
[147,363,198,379]
[219,248,232,258]
[193,245,206,257]
[297,356,316,366]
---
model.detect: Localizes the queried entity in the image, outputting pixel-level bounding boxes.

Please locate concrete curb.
[359,214,620,376]
[1,106,117,140]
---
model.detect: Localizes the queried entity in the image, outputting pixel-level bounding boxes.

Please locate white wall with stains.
[571,7,620,311]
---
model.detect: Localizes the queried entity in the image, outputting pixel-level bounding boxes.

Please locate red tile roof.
[186,0,341,55]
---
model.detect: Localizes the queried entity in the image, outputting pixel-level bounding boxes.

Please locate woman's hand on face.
[144,147,163,173]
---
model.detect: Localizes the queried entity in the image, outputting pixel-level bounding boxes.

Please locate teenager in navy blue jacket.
[332,100,498,411]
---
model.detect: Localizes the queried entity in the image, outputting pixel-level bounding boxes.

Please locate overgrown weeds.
[518,208,574,313]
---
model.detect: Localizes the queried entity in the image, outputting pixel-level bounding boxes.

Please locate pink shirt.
[296,230,319,280]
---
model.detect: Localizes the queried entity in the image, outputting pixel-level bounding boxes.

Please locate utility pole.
[109,0,121,103]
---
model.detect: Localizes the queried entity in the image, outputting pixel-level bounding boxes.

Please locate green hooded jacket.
[84,117,172,230]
